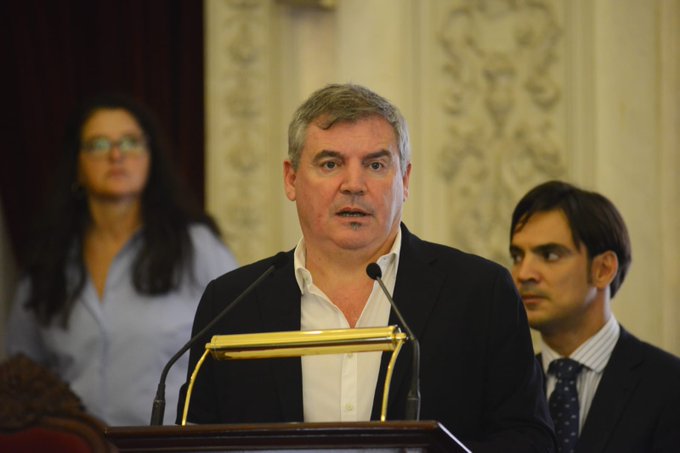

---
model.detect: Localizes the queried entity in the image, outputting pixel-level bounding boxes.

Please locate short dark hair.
[510,180,632,297]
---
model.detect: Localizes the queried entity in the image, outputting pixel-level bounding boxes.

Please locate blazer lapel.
[257,253,304,422]
[576,328,643,452]
[536,352,547,392]
[371,225,446,420]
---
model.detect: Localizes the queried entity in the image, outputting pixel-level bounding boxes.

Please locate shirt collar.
[293,228,402,294]
[541,315,620,374]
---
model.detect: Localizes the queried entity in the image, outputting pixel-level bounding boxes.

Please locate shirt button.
[345,403,354,412]
[347,353,353,358]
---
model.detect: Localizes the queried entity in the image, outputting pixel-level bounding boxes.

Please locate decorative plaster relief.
[437,0,566,263]
[211,0,270,261]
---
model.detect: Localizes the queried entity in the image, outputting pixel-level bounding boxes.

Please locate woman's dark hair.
[510,180,632,298]
[23,93,220,326]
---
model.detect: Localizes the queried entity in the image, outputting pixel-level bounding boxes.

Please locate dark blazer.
[178,225,555,452]
[541,327,680,452]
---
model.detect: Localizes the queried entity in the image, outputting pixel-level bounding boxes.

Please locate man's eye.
[510,254,522,265]
[368,161,385,171]
[321,161,338,170]
[543,251,560,262]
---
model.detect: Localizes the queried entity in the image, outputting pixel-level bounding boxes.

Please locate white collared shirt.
[541,315,620,431]
[294,229,402,422]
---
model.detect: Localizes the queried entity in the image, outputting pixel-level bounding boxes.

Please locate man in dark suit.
[509,180,680,453]
[178,83,555,452]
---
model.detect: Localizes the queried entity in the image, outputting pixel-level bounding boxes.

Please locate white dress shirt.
[540,315,620,431]
[294,229,402,422]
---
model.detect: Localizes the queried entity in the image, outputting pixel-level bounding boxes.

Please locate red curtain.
[0,0,205,267]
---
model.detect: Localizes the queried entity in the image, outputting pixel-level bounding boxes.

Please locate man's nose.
[513,255,540,283]
[340,164,367,195]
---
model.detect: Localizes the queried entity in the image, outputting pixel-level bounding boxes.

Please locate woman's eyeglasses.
[81,135,148,158]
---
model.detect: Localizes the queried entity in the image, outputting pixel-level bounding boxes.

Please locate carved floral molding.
[436,0,567,263]
[209,0,271,262]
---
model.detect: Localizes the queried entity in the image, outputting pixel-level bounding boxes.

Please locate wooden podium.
[105,420,470,452]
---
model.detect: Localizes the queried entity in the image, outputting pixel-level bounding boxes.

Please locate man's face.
[509,209,598,335]
[284,116,411,258]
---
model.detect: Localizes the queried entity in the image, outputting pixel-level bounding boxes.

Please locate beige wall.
[204,0,680,355]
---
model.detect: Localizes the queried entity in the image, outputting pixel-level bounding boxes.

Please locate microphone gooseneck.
[150,252,289,425]
[366,262,421,421]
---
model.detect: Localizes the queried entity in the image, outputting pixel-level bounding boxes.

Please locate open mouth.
[337,208,369,218]
[520,293,547,304]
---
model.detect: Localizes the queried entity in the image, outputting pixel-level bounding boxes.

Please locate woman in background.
[6,94,237,426]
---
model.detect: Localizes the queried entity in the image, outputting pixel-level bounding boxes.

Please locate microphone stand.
[366,263,421,420]
[149,252,288,425]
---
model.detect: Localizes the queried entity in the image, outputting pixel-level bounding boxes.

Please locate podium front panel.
[105,421,470,452]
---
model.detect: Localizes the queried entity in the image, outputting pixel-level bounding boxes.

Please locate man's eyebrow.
[532,243,573,254]
[509,245,523,255]
[311,149,394,164]
[312,150,343,164]
[363,149,392,160]
[509,242,573,254]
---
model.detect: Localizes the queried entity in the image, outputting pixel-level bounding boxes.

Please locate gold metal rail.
[182,326,407,425]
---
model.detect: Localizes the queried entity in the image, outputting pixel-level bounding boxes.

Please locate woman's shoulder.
[187,222,221,243]
[186,223,238,277]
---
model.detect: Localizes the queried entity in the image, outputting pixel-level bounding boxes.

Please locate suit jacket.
[178,225,555,452]
[541,327,680,452]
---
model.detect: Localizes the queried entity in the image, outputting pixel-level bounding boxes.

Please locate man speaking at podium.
[178,83,555,452]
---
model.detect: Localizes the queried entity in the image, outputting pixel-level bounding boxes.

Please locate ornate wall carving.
[436,0,566,264]
[205,0,272,263]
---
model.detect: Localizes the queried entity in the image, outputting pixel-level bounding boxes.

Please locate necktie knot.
[549,358,583,381]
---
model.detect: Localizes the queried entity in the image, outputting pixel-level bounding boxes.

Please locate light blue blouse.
[6,224,238,426]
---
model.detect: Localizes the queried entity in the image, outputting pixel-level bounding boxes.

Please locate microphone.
[366,262,421,421]
[150,251,289,425]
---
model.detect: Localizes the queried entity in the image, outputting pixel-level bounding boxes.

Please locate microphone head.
[272,251,289,270]
[366,262,382,280]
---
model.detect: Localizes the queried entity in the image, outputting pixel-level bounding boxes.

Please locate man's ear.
[402,162,412,202]
[591,251,619,290]
[283,160,296,201]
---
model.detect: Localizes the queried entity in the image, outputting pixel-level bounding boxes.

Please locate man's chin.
[526,314,555,332]
[524,307,548,328]
[331,228,383,250]
[333,237,373,251]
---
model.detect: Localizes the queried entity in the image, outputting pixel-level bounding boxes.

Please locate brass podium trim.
[182,326,408,425]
